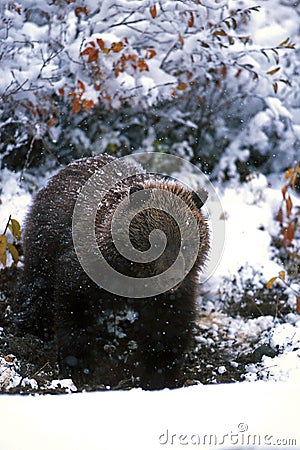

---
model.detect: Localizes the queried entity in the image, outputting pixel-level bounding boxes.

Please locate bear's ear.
[191,189,208,210]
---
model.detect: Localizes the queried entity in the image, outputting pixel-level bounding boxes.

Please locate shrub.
[0,1,297,174]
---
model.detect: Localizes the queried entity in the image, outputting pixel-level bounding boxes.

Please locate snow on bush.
[0,0,299,173]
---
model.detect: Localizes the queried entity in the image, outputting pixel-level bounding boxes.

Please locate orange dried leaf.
[267,67,280,75]
[4,355,15,362]
[77,80,85,92]
[273,82,278,94]
[81,47,99,63]
[58,87,65,97]
[287,221,295,242]
[111,42,124,53]
[200,41,209,48]
[97,38,105,51]
[89,48,99,62]
[82,99,95,112]
[127,54,137,61]
[279,270,285,281]
[286,195,293,218]
[72,97,81,115]
[8,218,21,239]
[279,37,290,47]
[177,83,188,91]
[188,11,194,27]
[285,168,294,179]
[103,93,111,102]
[289,170,298,189]
[147,49,156,59]
[282,184,288,199]
[179,34,184,46]
[75,6,88,17]
[114,68,123,77]
[150,4,157,18]
[137,59,149,72]
[0,234,7,267]
[214,29,227,37]
[221,65,227,78]
[296,296,300,314]
[7,242,19,264]
[81,47,90,56]
[266,276,278,289]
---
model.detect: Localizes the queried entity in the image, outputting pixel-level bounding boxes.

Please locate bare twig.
[32,361,52,379]
[3,215,11,235]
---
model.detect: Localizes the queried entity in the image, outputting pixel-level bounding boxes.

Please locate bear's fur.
[17,154,209,389]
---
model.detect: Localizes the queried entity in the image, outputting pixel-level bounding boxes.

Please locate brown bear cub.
[17,154,209,390]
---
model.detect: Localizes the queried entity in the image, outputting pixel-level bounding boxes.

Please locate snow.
[0,170,32,231]
[251,2,299,47]
[245,321,300,383]
[1,0,300,447]
[265,97,292,121]
[201,0,228,10]
[0,381,299,450]
[209,177,284,285]
[0,356,22,391]
[254,24,287,47]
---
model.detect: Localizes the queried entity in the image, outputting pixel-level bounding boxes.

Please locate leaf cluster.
[0,216,21,267]
[267,163,300,312]
[0,1,297,173]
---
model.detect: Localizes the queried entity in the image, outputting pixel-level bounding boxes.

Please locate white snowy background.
[0,0,300,449]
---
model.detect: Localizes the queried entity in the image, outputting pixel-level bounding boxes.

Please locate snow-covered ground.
[1,381,299,450]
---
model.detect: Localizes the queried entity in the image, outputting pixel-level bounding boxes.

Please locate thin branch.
[3,215,11,235]
[19,136,36,182]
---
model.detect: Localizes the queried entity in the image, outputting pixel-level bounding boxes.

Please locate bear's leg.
[135,345,184,389]
[53,291,95,383]
[135,300,194,389]
[16,276,54,339]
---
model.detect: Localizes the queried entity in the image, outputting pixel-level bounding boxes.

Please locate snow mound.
[0,381,299,450]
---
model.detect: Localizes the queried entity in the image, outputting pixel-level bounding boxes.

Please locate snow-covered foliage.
[0,0,299,173]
